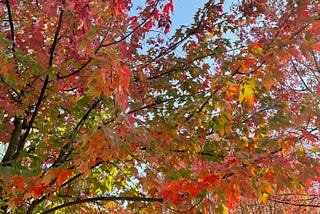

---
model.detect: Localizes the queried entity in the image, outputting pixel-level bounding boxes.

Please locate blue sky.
[169,0,235,30]
[170,0,207,28]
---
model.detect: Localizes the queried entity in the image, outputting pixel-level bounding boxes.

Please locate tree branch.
[41,196,163,214]
[1,116,22,163]
[4,0,15,50]
[270,197,320,208]
[51,98,101,167]
[17,1,66,160]
[48,0,65,67]
[101,0,160,48]
[290,58,312,92]
[15,75,49,160]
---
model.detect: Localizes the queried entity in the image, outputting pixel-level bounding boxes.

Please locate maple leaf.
[26,186,46,199]
[0,0,319,213]
[259,192,269,204]
[239,80,256,108]
[10,175,25,192]
[163,0,174,17]
[10,198,23,206]
[239,82,255,107]
[302,130,317,142]
[182,182,201,197]
[56,169,74,187]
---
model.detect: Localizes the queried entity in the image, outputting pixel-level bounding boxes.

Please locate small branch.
[270,198,320,208]
[147,47,220,80]
[185,90,216,121]
[58,1,160,80]
[311,50,320,74]
[26,197,46,214]
[242,107,273,123]
[127,96,176,114]
[169,149,224,158]
[51,98,101,167]
[41,196,163,214]
[289,24,309,41]
[147,68,177,80]
[102,1,160,48]
[57,58,93,80]
[127,89,210,115]
[290,58,312,92]
[165,197,204,213]
[142,8,212,69]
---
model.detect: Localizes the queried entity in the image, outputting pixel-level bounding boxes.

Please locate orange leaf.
[27,186,46,199]
[56,169,74,187]
[11,175,25,192]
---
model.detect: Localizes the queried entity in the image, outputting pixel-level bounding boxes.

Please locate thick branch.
[14,1,65,160]
[41,196,163,214]
[2,116,22,162]
[5,0,15,50]
[15,75,49,160]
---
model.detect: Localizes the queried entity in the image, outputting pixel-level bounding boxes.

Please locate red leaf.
[163,0,174,17]
[302,130,317,142]
[11,198,23,206]
[153,9,160,20]
[121,65,133,91]
[159,189,172,203]
[182,183,201,196]
[145,19,153,31]
[202,175,217,185]
[159,180,184,205]
[27,186,46,199]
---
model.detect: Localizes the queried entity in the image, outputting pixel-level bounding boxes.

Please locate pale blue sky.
[170,0,235,29]
[170,0,207,28]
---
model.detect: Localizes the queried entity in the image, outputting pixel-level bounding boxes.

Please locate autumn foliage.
[0,0,319,213]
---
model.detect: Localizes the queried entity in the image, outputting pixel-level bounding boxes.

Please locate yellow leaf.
[259,182,274,204]
[215,204,228,214]
[259,192,269,204]
[206,32,214,40]
[239,83,254,107]
[105,201,117,209]
[262,182,274,195]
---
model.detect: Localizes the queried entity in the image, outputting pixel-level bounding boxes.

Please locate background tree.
[0,0,319,213]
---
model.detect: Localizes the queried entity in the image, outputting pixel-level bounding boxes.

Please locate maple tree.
[0,0,319,213]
